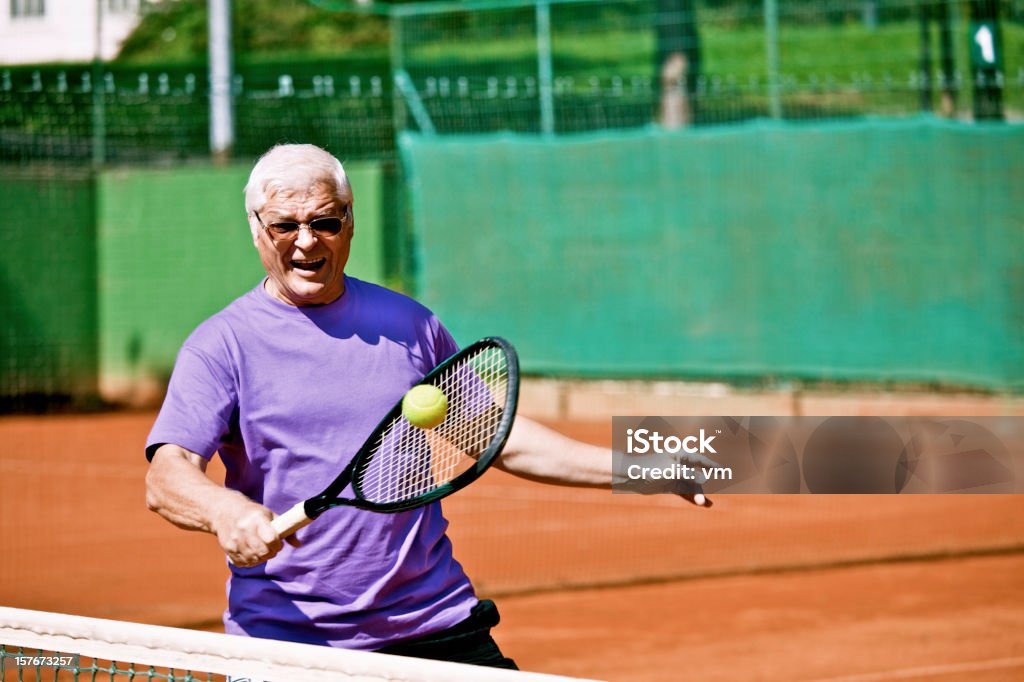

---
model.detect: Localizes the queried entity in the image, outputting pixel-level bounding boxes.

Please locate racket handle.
[272,502,314,538]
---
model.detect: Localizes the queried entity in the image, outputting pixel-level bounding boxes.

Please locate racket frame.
[300,336,519,518]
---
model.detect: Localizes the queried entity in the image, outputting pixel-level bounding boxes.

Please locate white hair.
[243,144,351,237]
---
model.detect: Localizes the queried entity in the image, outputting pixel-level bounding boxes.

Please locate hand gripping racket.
[271,337,519,538]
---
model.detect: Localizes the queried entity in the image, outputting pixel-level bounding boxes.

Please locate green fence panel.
[349,161,386,286]
[0,169,98,406]
[96,161,385,401]
[402,117,1024,391]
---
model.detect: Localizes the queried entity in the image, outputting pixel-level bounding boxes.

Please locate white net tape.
[0,607,597,682]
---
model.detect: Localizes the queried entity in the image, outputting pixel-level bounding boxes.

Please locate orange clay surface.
[1,411,1022,681]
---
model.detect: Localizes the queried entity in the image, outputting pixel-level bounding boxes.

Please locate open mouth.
[290,257,326,272]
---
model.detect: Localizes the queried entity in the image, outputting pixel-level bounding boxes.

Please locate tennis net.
[0,607,599,682]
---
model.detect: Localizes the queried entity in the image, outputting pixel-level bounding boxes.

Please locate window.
[10,0,45,18]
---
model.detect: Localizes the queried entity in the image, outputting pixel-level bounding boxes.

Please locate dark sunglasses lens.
[310,217,343,235]
[269,223,300,239]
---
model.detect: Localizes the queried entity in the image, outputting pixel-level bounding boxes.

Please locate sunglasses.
[254,208,349,242]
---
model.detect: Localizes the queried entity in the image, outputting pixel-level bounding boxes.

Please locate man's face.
[254,180,353,306]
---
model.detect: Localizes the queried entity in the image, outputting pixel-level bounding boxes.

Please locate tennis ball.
[402,384,448,429]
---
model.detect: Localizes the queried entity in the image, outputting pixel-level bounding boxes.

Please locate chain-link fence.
[392,0,1023,135]
[2,0,1021,165]
[0,61,392,165]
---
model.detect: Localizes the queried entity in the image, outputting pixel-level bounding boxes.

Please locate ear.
[247,214,260,245]
[347,203,355,236]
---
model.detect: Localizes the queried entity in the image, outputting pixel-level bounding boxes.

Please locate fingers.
[213,499,289,567]
[689,492,712,508]
[671,454,715,508]
[677,481,713,508]
[676,491,713,508]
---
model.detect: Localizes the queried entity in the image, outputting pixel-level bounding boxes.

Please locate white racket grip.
[271,502,314,539]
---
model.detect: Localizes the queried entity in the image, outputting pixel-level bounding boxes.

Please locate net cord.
[0,607,599,682]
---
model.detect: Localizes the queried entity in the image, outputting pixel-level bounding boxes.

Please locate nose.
[293,225,318,249]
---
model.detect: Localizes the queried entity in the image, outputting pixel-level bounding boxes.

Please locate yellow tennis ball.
[402,384,448,429]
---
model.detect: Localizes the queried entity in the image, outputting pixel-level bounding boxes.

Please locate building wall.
[0,0,141,65]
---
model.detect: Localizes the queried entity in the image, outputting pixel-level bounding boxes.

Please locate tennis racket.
[271,337,519,538]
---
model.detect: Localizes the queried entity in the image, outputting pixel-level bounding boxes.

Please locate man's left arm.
[495,416,710,507]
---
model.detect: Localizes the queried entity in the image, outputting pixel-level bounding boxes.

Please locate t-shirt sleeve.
[432,320,460,366]
[145,344,238,462]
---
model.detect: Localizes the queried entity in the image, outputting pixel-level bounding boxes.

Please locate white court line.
[801,656,1024,682]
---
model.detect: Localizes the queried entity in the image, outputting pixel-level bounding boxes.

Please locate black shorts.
[375,600,518,670]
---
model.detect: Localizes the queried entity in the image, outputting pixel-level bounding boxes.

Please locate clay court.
[1,408,1022,681]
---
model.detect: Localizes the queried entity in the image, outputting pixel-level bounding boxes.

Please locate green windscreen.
[0,169,98,407]
[402,117,1023,391]
[96,162,386,401]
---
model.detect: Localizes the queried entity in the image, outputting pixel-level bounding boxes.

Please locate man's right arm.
[145,445,291,566]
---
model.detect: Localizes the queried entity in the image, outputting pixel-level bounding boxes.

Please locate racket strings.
[356,346,509,504]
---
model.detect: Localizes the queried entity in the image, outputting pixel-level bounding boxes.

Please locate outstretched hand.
[611,448,715,508]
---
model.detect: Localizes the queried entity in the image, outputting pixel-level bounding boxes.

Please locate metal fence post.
[92,0,106,168]
[536,1,555,136]
[209,0,235,162]
[764,0,782,119]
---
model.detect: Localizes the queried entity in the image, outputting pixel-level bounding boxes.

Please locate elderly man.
[145,144,707,669]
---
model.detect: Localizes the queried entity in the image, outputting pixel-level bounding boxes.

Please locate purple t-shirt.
[146,276,477,649]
